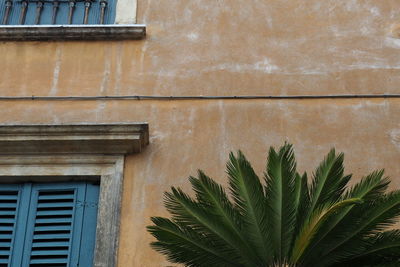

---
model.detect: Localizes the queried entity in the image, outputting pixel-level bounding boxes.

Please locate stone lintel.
[0,123,149,154]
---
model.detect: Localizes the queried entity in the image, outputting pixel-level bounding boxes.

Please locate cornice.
[0,123,149,154]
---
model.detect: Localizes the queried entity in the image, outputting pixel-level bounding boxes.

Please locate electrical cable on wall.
[0,94,398,101]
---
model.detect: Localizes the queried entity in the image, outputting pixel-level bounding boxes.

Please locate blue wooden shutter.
[22,182,86,267]
[0,181,99,267]
[0,185,21,267]
[78,183,99,267]
[20,182,99,267]
[0,184,33,267]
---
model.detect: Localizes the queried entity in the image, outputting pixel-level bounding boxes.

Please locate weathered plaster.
[1,0,400,266]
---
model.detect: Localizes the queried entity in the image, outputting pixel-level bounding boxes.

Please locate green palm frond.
[291,198,362,263]
[344,229,400,265]
[147,143,400,267]
[299,170,390,265]
[307,150,349,219]
[188,171,260,265]
[164,187,254,265]
[328,230,400,267]
[226,151,271,263]
[264,143,297,260]
[147,217,241,266]
[314,191,400,266]
[344,170,389,200]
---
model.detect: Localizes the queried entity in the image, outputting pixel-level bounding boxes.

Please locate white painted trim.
[115,0,137,24]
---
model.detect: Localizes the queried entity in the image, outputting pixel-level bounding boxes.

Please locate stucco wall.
[0,0,400,266]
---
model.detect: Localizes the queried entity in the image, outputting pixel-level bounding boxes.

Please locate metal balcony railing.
[0,0,116,25]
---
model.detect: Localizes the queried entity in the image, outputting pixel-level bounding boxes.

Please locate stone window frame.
[0,123,149,267]
[115,0,137,24]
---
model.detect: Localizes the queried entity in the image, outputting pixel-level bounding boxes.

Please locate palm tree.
[147,143,400,267]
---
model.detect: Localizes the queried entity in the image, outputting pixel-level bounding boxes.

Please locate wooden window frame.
[0,124,149,267]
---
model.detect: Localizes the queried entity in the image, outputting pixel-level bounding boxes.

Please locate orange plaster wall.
[1,1,400,96]
[0,0,400,266]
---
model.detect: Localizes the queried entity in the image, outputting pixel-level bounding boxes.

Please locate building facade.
[0,0,400,266]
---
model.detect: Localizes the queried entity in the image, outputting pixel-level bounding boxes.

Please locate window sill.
[0,24,146,41]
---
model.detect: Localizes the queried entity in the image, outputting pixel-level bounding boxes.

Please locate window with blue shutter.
[0,184,23,267]
[0,181,99,267]
[0,0,116,25]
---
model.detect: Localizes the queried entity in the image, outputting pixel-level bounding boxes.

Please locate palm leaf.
[300,170,389,265]
[344,170,389,200]
[148,217,241,266]
[264,143,297,260]
[290,172,310,257]
[164,187,260,266]
[189,171,262,263]
[348,230,400,263]
[316,191,400,266]
[330,230,400,267]
[227,151,271,263]
[307,150,348,219]
[290,198,362,263]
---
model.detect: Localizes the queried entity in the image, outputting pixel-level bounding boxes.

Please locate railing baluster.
[52,0,59,24]
[83,0,91,24]
[3,0,13,25]
[34,0,44,24]
[99,0,107,24]
[5,0,109,26]
[19,0,28,25]
[68,0,76,24]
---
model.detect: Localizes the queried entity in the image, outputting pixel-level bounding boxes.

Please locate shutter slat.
[0,234,12,239]
[36,218,72,224]
[32,241,69,248]
[37,202,74,208]
[31,249,69,256]
[0,195,18,200]
[0,242,11,247]
[30,258,68,264]
[36,210,73,216]
[32,233,71,240]
[0,203,17,208]
[38,194,74,200]
[0,218,16,223]
[0,210,16,215]
[34,225,71,232]
[0,226,14,231]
